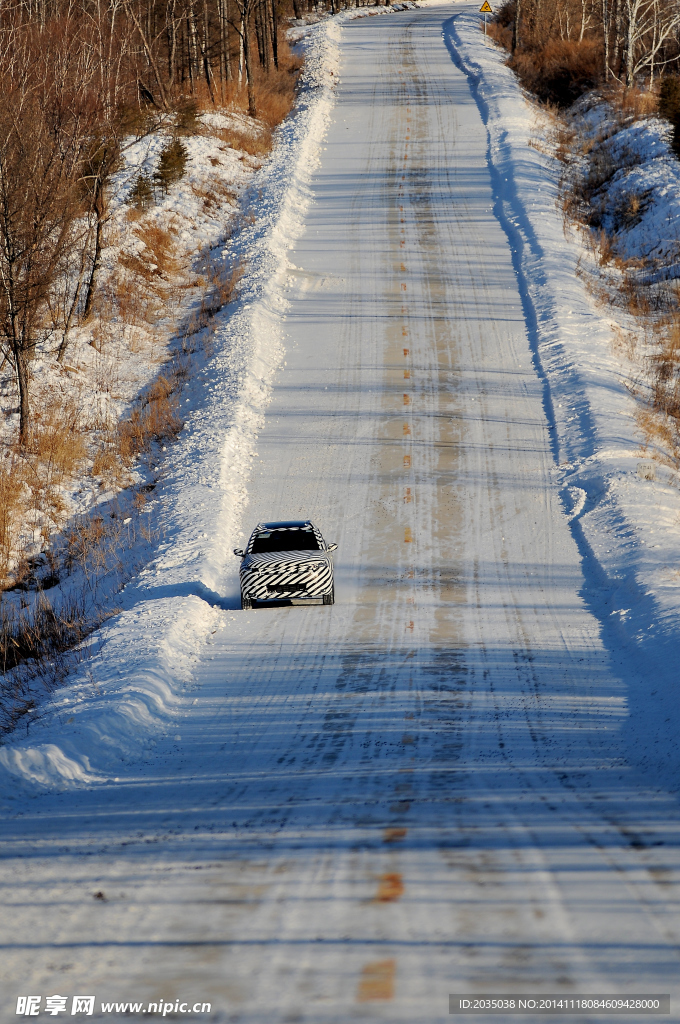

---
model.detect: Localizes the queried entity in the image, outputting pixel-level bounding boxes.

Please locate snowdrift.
[446,9,680,787]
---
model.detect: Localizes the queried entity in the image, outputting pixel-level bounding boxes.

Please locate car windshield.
[250,529,321,554]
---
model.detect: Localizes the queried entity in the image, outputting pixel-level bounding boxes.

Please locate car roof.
[257,520,313,531]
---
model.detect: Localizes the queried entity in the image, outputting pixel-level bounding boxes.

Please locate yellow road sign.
[480,2,492,11]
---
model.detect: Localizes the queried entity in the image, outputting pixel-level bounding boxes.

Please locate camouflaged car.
[234,520,337,610]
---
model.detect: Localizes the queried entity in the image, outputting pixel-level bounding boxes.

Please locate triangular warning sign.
[480,2,492,11]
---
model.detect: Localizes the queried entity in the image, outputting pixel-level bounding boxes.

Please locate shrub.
[174,99,200,137]
[659,76,680,121]
[0,459,27,586]
[117,374,183,462]
[134,223,179,277]
[154,138,188,196]
[117,105,159,140]
[509,38,603,106]
[659,76,680,155]
[0,593,89,675]
[217,123,273,157]
[129,172,154,210]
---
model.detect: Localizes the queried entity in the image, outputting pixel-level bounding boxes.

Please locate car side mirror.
[327,543,338,552]
[233,548,245,557]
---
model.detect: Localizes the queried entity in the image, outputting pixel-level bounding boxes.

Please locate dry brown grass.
[24,397,88,527]
[96,266,164,330]
[554,123,577,163]
[90,445,128,490]
[215,121,273,157]
[64,513,120,577]
[0,592,96,732]
[636,404,680,472]
[606,309,680,475]
[102,217,182,332]
[620,273,652,315]
[190,179,237,214]
[486,19,511,50]
[510,38,603,106]
[0,395,89,588]
[134,222,180,278]
[215,39,302,129]
[117,373,183,463]
[0,457,28,586]
[592,228,617,266]
[604,83,659,121]
[252,66,300,128]
[203,261,244,314]
[182,260,244,345]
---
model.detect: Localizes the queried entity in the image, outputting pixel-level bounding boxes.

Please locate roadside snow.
[563,92,680,276]
[446,12,680,786]
[10,111,266,559]
[0,11,350,789]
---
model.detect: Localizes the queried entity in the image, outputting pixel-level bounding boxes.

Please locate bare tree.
[122,0,170,108]
[513,0,521,52]
[79,133,121,325]
[623,0,680,85]
[231,0,258,115]
[0,41,88,443]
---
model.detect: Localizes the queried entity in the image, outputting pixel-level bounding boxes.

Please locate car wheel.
[241,593,252,610]
[323,585,334,606]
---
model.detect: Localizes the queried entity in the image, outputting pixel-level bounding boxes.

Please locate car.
[234,520,337,610]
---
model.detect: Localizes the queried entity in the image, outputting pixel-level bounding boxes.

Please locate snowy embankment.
[0,14,340,790]
[446,12,680,786]
[0,3,416,791]
[565,93,680,275]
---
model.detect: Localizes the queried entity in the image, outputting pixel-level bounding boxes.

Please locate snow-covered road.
[2,3,680,1021]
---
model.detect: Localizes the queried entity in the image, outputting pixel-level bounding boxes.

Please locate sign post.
[479,0,492,35]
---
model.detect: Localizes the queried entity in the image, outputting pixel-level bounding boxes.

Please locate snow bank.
[564,94,680,277]
[445,11,680,787]
[0,12,351,791]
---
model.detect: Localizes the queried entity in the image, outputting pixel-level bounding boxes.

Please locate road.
[2,3,680,1022]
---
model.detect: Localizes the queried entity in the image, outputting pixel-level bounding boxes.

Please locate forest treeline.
[0,0,382,448]
[491,0,680,103]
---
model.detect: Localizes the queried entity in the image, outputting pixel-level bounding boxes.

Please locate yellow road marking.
[374,873,404,903]
[357,960,396,1002]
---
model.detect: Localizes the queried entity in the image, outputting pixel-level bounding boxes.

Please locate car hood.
[242,550,330,571]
